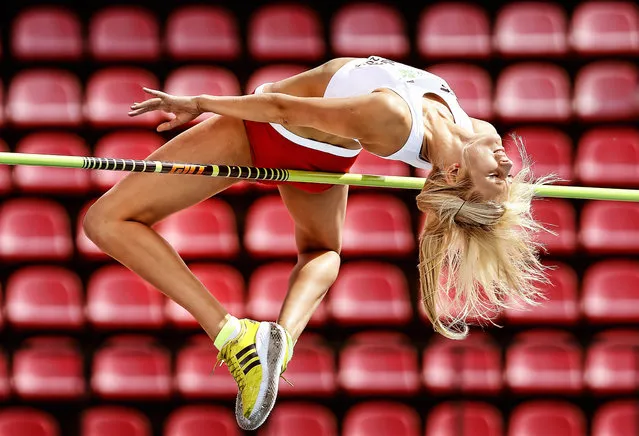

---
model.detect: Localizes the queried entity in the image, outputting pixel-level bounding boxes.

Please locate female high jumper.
[83,56,552,430]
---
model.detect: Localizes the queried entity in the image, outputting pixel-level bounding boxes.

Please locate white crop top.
[257,56,475,169]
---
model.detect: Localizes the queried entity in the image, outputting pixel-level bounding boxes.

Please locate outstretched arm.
[129,88,409,146]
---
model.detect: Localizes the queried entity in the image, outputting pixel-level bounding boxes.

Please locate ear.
[443,163,461,184]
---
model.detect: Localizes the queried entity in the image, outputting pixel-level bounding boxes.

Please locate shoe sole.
[235,322,286,430]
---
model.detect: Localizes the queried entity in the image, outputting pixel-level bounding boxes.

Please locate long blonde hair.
[417,135,557,340]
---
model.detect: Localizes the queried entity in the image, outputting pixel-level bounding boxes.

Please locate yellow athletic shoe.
[216,319,287,430]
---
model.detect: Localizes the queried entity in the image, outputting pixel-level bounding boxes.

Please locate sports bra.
[258,56,475,169]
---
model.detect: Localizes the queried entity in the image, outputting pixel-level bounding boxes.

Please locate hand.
[128,87,201,132]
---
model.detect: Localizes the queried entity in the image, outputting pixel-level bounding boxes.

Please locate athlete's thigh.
[278,184,349,253]
[92,115,251,225]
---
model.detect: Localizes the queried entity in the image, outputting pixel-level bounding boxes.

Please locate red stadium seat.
[13,133,91,194]
[342,401,420,436]
[342,194,414,257]
[246,262,328,326]
[244,196,296,258]
[165,66,241,125]
[12,337,85,400]
[260,402,338,436]
[166,6,240,61]
[249,4,324,61]
[0,198,73,262]
[418,3,491,59]
[575,127,639,187]
[155,199,239,259]
[423,333,502,395]
[580,202,639,254]
[426,401,504,436]
[279,336,336,397]
[91,131,163,191]
[338,333,420,395]
[427,63,493,120]
[81,406,152,436]
[86,265,165,330]
[585,330,639,394]
[505,330,583,394]
[328,261,412,325]
[174,335,239,399]
[505,262,579,325]
[11,7,82,60]
[0,139,13,195]
[0,81,4,128]
[494,63,571,123]
[582,260,639,323]
[85,68,162,127]
[570,1,639,55]
[530,198,577,255]
[331,3,409,58]
[245,65,307,94]
[508,401,586,436]
[574,61,638,122]
[5,266,84,330]
[507,127,574,183]
[0,408,60,436]
[166,263,245,327]
[91,336,171,400]
[164,406,239,436]
[75,199,109,260]
[0,351,8,400]
[6,69,82,127]
[494,2,568,57]
[89,6,159,61]
[592,400,639,436]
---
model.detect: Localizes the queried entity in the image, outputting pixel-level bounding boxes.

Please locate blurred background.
[0,0,638,435]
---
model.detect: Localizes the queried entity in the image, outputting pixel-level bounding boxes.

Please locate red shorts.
[243,120,358,193]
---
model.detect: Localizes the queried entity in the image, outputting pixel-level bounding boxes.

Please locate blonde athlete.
[84,56,552,430]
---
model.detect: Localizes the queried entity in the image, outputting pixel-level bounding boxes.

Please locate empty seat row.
[8,2,639,62]
[1,61,636,128]
[0,330,639,400]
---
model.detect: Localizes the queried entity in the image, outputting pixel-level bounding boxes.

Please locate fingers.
[142,87,167,98]
[128,98,162,117]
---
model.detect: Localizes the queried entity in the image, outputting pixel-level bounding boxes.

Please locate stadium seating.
[165,6,241,60]
[80,407,152,436]
[530,198,578,255]
[418,3,491,58]
[341,401,421,436]
[260,402,338,436]
[248,4,325,61]
[11,7,83,60]
[423,333,503,395]
[579,201,639,254]
[494,2,568,57]
[166,263,245,327]
[505,330,584,395]
[0,140,10,195]
[331,3,409,58]
[244,196,297,258]
[494,63,572,122]
[13,133,91,194]
[592,400,639,436]
[245,64,307,94]
[575,127,639,187]
[570,1,639,55]
[574,61,638,121]
[278,335,337,397]
[91,336,172,400]
[585,330,639,395]
[427,63,493,120]
[88,6,160,61]
[0,351,8,400]
[425,401,504,436]
[6,69,83,127]
[4,266,84,329]
[0,408,60,436]
[328,261,412,325]
[508,401,587,436]
[164,406,239,436]
[86,265,165,329]
[246,262,328,325]
[581,260,639,323]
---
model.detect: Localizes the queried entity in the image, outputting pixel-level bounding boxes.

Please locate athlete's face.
[463,134,513,201]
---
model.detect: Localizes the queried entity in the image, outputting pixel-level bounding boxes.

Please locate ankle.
[213,314,241,350]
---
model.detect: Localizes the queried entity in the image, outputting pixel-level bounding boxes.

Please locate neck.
[422,113,473,168]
